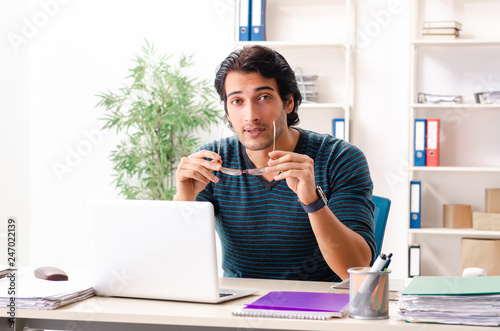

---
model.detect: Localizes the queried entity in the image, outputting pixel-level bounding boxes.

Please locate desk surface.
[0,277,490,331]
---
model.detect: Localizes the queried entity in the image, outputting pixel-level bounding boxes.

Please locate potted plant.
[96,41,220,200]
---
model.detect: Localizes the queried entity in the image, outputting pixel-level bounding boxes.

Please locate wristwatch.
[299,186,328,213]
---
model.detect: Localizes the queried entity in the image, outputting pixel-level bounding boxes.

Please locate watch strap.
[299,186,328,213]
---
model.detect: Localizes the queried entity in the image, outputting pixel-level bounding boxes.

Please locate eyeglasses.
[217,121,275,176]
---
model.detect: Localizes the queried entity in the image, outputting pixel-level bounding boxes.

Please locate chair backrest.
[372,195,391,257]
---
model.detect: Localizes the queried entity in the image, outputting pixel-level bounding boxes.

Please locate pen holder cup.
[347,267,391,320]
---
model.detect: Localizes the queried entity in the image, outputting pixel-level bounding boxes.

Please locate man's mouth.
[244,127,265,138]
[246,128,263,133]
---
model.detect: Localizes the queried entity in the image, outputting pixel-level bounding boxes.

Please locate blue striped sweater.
[195,127,375,282]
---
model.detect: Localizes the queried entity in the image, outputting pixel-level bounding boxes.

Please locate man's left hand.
[266,150,319,205]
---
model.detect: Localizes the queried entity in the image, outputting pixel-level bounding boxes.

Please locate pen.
[357,253,388,293]
[381,253,393,271]
[373,253,392,312]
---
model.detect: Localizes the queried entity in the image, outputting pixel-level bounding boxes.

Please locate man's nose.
[244,101,261,123]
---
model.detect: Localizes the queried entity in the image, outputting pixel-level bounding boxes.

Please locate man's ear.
[225,113,234,129]
[285,94,294,114]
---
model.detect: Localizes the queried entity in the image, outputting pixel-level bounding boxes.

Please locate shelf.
[412,39,500,47]
[299,103,347,110]
[408,0,500,277]
[234,41,348,49]
[409,166,500,172]
[409,227,500,237]
[411,103,500,109]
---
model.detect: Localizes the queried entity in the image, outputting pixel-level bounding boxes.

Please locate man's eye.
[259,95,271,101]
[230,99,241,105]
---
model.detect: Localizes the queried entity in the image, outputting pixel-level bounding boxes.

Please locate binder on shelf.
[332,118,345,140]
[426,118,440,166]
[250,0,266,41]
[414,119,426,166]
[238,0,251,41]
[410,181,421,228]
[408,243,421,277]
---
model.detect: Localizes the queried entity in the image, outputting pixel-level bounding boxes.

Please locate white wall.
[1,0,411,279]
[353,1,410,278]
[0,1,31,267]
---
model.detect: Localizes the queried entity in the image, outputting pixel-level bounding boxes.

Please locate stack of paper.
[0,275,94,310]
[397,276,500,326]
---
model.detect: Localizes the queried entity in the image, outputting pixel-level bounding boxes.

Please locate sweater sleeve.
[326,140,376,264]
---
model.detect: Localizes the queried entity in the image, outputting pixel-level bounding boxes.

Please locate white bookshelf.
[411,103,500,109]
[413,39,500,46]
[409,228,500,237]
[234,41,349,48]
[409,166,500,173]
[233,0,355,140]
[408,0,500,276]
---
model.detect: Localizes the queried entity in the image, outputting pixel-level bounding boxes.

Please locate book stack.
[422,21,462,39]
[397,276,500,327]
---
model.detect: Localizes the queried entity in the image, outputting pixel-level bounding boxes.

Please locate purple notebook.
[244,291,350,312]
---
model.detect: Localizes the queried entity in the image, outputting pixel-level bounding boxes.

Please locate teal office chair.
[372,195,391,257]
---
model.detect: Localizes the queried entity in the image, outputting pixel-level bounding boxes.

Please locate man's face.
[224,71,293,152]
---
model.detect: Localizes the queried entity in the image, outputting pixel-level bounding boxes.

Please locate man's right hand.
[173,150,221,201]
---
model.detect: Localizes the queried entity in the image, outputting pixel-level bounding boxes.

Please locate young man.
[174,45,375,282]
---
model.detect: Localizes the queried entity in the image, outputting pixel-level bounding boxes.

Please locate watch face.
[317,186,328,205]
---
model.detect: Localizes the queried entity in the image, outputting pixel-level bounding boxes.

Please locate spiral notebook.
[232,291,349,320]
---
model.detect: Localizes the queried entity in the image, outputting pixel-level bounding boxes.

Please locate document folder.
[426,118,440,166]
[414,119,426,166]
[238,0,251,41]
[332,118,345,140]
[408,244,421,277]
[410,181,421,228]
[402,275,500,295]
[250,0,266,41]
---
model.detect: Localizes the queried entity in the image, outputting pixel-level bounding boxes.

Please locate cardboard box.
[461,238,500,276]
[443,204,471,228]
[486,189,500,213]
[473,212,500,231]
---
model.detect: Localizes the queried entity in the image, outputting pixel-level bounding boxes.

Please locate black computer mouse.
[34,266,69,281]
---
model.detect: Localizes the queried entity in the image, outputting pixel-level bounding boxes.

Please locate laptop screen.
[86,200,222,302]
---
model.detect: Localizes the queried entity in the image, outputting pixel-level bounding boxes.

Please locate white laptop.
[86,199,257,303]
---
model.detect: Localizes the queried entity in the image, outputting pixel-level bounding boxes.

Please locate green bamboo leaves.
[96,41,220,200]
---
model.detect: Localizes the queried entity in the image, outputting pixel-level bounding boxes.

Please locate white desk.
[0,277,489,331]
